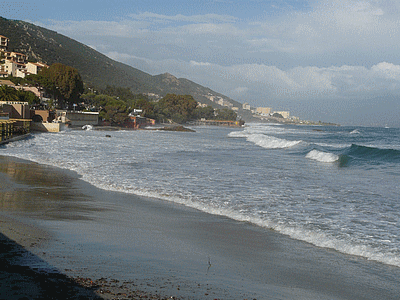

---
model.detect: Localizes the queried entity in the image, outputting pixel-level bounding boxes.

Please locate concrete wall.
[31,122,64,133]
[31,110,55,122]
[0,102,30,119]
[61,111,99,126]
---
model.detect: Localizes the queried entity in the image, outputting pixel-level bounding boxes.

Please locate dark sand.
[1,155,400,299]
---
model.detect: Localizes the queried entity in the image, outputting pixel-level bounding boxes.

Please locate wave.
[344,144,400,163]
[350,129,361,134]
[306,150,339,163]
[229,130,302,149]
[247,134,302,149]
[305,144,400,166]
[228,131,249,138]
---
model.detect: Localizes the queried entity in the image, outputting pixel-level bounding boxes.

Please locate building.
[217,98,233,108]
[30,109,56,123]
[0,35,9,51]
[0,79,15,87]
[0,35,47,78]
[242,103,251,110]
[273,111,290,119]
[197,102,208,108]
[0,101,31,136]
[0,36,9,77]
[2,59,28,77]
[0,101,30,119]
[26,62,48,75]
[126,115,156,129]
[7,52,27,64]
[255,107,272,115]
[56,111,99,127]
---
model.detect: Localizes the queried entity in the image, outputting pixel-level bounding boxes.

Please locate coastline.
[1,155,400,299]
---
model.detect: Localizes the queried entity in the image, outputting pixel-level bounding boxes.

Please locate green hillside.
[0,17,255,119]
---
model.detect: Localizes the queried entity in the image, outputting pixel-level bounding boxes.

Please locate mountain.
[0,17,254,120]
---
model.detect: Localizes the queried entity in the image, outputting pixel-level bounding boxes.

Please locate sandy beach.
[1,154,400,299]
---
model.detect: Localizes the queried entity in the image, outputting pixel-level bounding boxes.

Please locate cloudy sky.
[2,0,400,126]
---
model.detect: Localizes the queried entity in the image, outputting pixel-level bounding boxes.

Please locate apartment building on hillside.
[0,35,9,52]
[274,111,290,119]
[0,35,48,78]
[255,107,272,115]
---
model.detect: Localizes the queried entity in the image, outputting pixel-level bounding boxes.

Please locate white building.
[273,111,290,119]
[242,103,251,110]
[256,107,272,115]
[0,35,48,78]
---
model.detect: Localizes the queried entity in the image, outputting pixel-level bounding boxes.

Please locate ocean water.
[2,123,400,267]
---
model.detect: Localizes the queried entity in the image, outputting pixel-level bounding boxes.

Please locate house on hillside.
[273,111,290,119]
[2,59,28,78]
[0,35,48,78]
[255,107,272,115]
[0,35,9,52]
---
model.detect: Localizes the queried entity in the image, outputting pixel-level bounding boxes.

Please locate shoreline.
[1,154,400,299]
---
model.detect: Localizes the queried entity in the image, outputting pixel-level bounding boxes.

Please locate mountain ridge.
[0,17,255,119]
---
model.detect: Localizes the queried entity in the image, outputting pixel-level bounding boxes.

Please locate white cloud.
[37,19,150,38]
[251,0,400,57]
[35,1,400,125]
[190,61,213,67]
[371,62,400,79]
[128,12,237,24]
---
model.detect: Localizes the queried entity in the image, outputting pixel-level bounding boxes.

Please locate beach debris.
[207,256,212,274]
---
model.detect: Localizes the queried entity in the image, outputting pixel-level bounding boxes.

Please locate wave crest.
[306,150,339,163]
[247,134,302,149]
[345,144,400,163]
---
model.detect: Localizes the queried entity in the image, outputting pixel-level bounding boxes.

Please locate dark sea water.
[2,123,399,267]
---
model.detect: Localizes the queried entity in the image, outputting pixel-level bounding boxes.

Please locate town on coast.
[2,0,400,297]
[1,33,339,144]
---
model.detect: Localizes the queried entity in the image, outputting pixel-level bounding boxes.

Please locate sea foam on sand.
[1,155,400,300]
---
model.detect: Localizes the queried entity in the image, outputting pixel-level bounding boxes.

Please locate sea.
[1,122,400,268]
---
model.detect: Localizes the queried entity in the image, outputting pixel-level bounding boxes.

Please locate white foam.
[228,131,249,138]
[82,125,93,130]
[306,150,339,163]
[247,134,302,149]
[2,127,400,269]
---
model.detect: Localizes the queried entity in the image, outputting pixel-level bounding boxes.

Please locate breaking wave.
[306,150,339,163]
[229,129,302,149]
[247,134,302,149]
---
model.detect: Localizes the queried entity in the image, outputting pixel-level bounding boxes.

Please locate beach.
[1,154,400,299]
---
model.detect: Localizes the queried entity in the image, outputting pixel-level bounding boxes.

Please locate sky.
[2,0,400,126]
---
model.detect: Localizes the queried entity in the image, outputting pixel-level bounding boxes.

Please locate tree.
[132,98,157,119]
[102,99,129,125]
[16,89,40,105]
[36,63,84,109]
[158,94,198,123]
[215,108,237,121]
[193,105,215,120]
[102,85,135,102]
[0,85,18,102]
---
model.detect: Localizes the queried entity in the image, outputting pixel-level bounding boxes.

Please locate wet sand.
[1,155,400,299]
